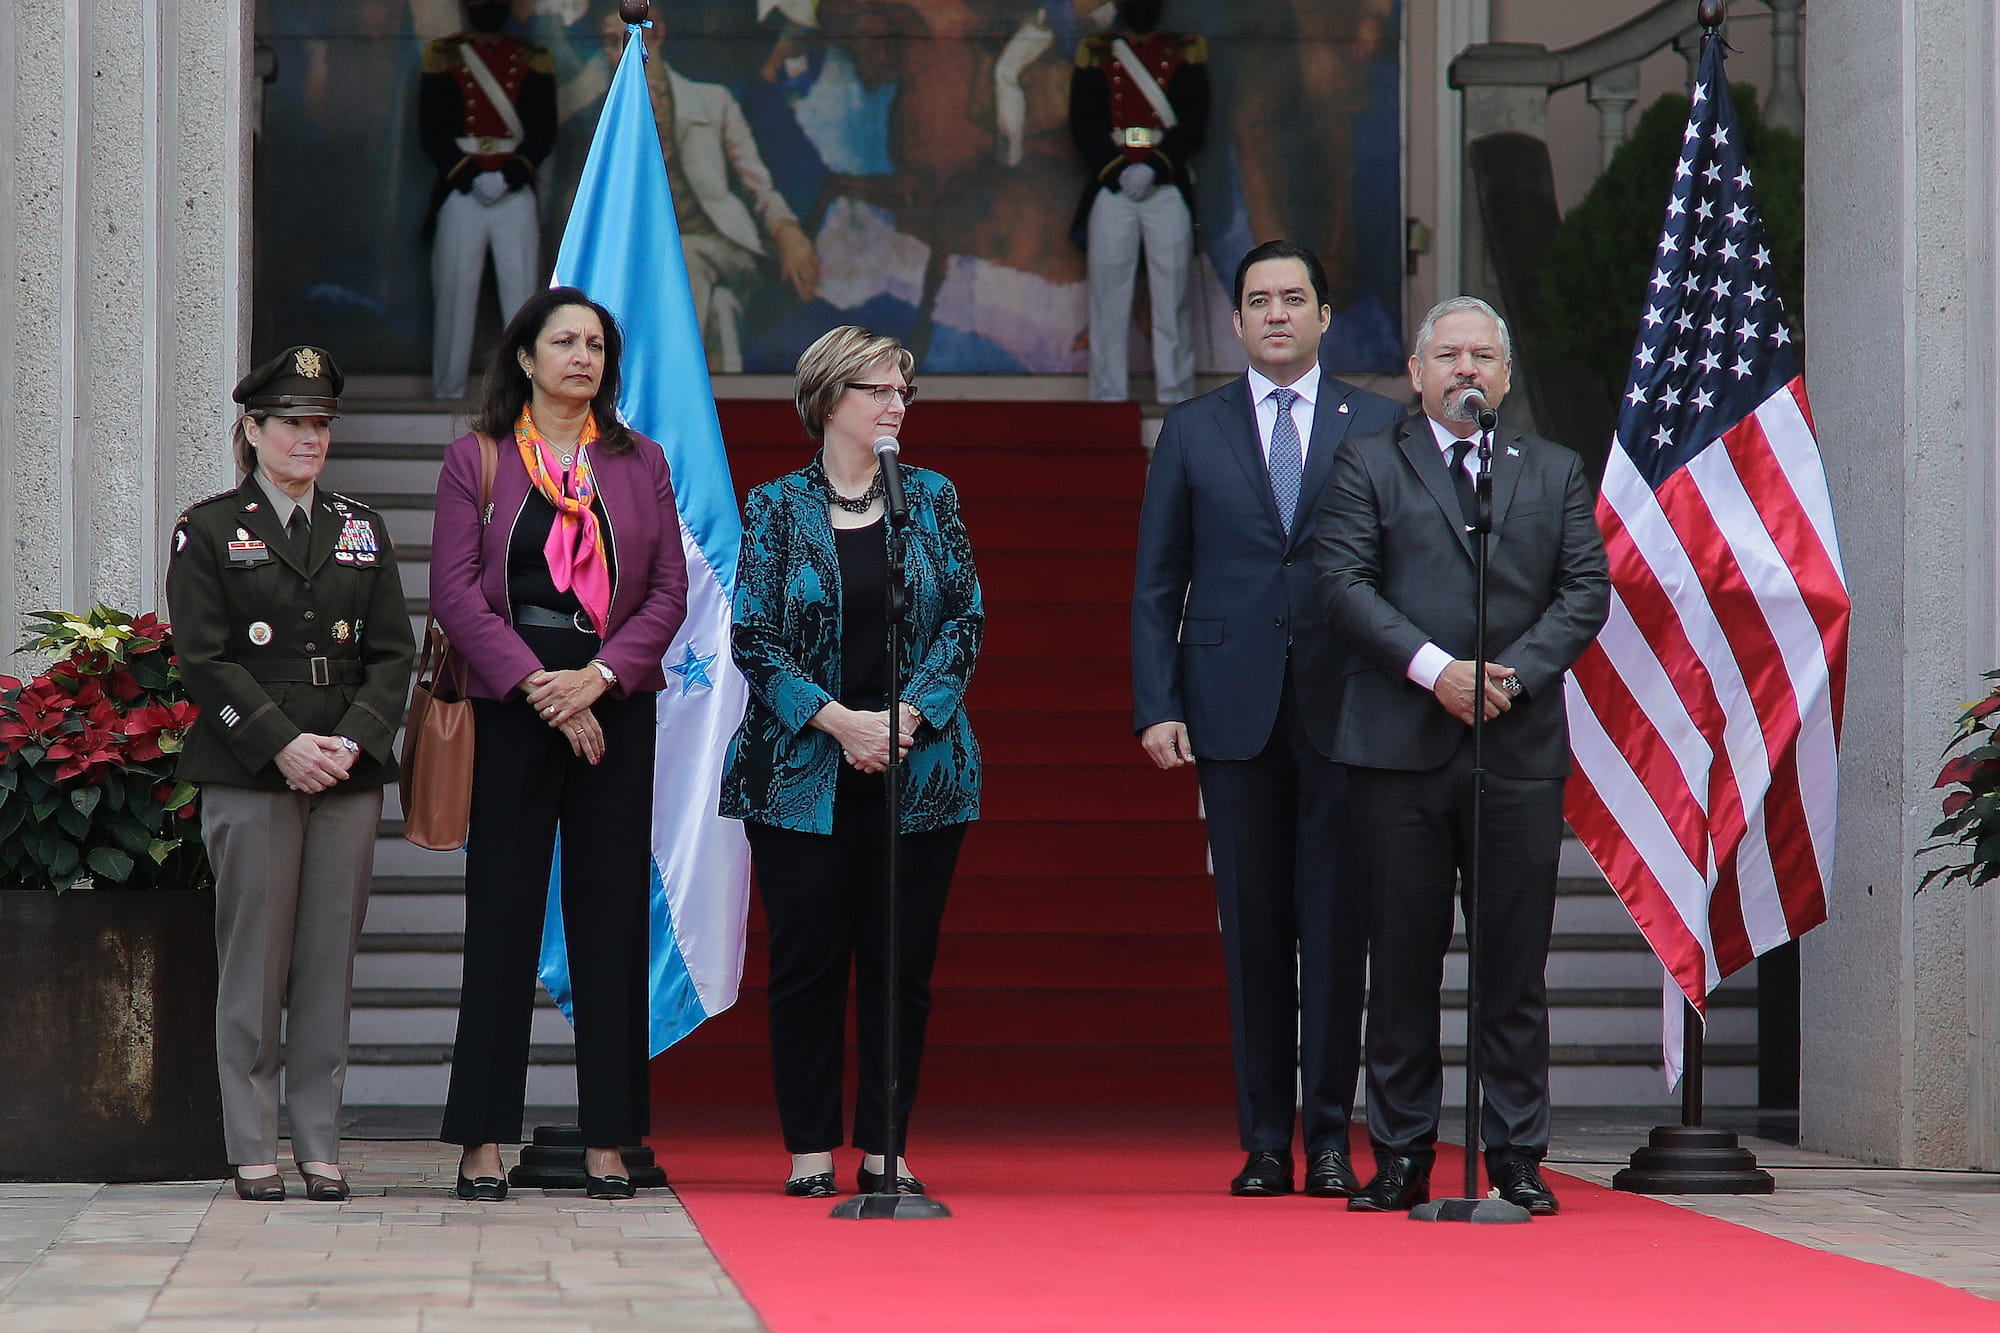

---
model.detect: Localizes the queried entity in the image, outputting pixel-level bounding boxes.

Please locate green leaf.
[31,798,57,823]
[0,766,15,792]
[53,800,89,839]
[0,800,23,843]
[148,838,178,865]
[162,781,197,812]
[69,786,101,818]
[48,839,80,882]
[85,846,134,882]
[113,820,153,856]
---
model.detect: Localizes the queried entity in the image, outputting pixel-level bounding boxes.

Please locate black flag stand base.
[830,1191,953,1221]
[1613,1000,1775,1195]
[508,1124,670,1190]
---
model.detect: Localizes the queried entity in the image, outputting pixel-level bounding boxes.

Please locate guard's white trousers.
[1086,185,1195,404]
[431,187,540,400]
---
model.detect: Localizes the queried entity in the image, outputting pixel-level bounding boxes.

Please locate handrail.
[1451,0,1772,94]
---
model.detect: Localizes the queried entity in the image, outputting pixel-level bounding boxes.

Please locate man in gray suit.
[1312,297,1608,1215]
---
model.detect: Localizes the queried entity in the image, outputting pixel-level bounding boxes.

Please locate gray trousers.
[202,784,382,1165]
[1086,184,1196,404]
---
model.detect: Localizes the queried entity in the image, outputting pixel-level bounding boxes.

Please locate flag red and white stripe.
[1562,37,1849,1083]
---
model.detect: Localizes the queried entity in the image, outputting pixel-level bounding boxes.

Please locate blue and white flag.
[540,24,750,1053]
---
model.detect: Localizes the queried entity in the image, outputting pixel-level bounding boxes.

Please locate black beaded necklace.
[825,467,885,514]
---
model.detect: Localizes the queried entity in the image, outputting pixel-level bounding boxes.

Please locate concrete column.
[1433,0,1491,319]
[1802,0,2000,1168]
[0,0,247,669]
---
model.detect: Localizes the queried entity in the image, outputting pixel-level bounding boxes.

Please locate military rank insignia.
[335,518,378,566]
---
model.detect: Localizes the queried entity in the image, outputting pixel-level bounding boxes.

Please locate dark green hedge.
[1537,84,1804,403]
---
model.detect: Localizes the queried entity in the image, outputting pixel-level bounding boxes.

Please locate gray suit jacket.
[1310,414,1609,779]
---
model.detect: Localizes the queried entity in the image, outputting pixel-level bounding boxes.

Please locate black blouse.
[834,518,888,712]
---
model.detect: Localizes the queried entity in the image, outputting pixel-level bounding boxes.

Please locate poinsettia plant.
[0,606,210,891]
[1919,669,2000,892]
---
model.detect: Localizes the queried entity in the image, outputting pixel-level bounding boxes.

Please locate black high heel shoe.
[455,1173,508,1201]
[856,1165,926,1195]
[783,1171,837,1198]
[585,1172,637,1200]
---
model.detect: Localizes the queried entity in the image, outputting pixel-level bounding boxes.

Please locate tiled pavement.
[1,1110,1995,1331]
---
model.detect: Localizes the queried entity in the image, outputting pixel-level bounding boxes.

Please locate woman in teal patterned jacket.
[720,326,982,1199]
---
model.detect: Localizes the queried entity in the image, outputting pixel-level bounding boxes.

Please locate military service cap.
[233,345,344,419]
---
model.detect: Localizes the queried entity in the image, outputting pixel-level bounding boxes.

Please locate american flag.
[1561,33,1850,1083]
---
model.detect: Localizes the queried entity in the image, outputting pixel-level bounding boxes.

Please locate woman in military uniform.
[166,347,415,1202]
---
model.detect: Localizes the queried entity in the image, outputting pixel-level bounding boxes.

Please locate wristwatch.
[588,658,618,687]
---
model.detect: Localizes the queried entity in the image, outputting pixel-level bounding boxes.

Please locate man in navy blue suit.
[1131,240,1404,1196]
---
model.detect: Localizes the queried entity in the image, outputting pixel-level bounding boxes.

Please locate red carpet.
[654,401,1229,1106]
[653,1104,1998,1333]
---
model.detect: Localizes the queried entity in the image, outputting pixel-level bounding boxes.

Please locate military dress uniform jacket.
[1068,29,1210,245]
[417,33,556,235]
[167,478,416,791]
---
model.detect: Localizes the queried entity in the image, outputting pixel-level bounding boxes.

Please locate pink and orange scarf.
[514,407,612,635]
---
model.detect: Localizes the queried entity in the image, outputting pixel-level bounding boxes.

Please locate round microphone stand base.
[1409,1196,1533,1225]
[830,1191,953,1221]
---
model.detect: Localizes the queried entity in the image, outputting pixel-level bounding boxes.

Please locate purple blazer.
[430,428,688,700]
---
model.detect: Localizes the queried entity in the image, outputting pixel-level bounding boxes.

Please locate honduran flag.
[539,22,751,1053]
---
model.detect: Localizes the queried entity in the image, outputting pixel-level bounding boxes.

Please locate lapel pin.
[1338,403,1350,414]
[1507,445,1520,457]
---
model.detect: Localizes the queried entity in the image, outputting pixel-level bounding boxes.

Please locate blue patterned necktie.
[1268,386,1303,533]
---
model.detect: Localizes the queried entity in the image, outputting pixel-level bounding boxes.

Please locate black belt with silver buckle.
[245,658,361,686]
[514,604,597,634]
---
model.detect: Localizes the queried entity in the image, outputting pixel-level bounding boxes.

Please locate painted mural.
[253,0,1403,377]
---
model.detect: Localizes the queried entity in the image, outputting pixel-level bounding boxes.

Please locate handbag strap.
[414,431,500,695]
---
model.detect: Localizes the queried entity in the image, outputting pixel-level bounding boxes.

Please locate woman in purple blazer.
[429,287,688,1201]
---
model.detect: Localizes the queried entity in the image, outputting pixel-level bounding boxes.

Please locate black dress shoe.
[783,1171,837,1198]
[300,1170,350,1202]
[1488,1153,1560,1215]
[1346,1154,1430,1212]
[232,1171,285,1202]
[1303,1148,1359,1198]
[454,1173,508,1201]
[856,1165,926,1195]
[586,1172,638,1200]
[1228,1150,1293,1197]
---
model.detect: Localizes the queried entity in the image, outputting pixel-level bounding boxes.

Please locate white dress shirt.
[1246,363,1322,470]
[1405,414,1486,691]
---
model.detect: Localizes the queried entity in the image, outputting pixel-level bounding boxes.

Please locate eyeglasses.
[846,382,918,406]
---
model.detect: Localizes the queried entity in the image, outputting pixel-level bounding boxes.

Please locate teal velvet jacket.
[719,457,983,834]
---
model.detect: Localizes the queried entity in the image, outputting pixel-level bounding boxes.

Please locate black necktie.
[287,508,310,557]
[1448,439,1477,528]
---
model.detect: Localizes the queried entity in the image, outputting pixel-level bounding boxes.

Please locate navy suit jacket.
[1132,372,1405,761]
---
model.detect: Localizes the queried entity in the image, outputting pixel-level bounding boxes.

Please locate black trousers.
[1193,664,1364,1155]
[1347,742,1564,1167]
[745,795,965,1156]
[441,688,656,1148]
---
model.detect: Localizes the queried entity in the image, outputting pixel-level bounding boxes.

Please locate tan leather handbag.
[399,433,495,851]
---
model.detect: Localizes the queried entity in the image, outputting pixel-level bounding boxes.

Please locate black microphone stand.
[1411,407,1532,1225]
[832,447,951,1221]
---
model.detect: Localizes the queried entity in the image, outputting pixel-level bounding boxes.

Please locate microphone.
[1459,387,1499,433]
[872,435,909,522]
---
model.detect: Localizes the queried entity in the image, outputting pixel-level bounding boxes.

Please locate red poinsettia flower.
[1944,791,1975,817]
[105,668,144,702]
[1936,753,2000,789]
[1971,690,2000,721]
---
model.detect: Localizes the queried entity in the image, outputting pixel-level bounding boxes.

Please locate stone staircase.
[322,384,1757,1109]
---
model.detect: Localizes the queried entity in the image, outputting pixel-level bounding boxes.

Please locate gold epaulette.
[1075,34,1114,69]
[1175,33,1207,65]
[421,36,463,75]
[523,39,554,75]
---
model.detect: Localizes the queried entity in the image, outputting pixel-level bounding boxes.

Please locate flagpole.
[1609,2,1778,1198]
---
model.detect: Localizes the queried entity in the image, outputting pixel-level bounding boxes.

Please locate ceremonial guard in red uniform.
[419,0,556,400]
[1069,0,1209,404]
